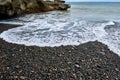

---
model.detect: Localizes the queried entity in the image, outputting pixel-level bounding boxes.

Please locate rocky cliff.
[0,0,70,19]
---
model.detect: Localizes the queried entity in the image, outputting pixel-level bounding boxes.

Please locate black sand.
[0,24,120,80]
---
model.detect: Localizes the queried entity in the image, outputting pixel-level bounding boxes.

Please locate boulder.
[0,0,46,19]
[0,0,70,19]
[0,1,15,19]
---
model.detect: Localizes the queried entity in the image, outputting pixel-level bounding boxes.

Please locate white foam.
[0,12,120,56]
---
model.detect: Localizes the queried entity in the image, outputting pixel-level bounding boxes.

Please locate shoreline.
[0,24,120,79]
[0,24,21,33]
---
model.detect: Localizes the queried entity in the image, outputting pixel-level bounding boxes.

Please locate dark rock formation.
[0,0,46,19]
[0,0,70,19]
[0,1,15,19]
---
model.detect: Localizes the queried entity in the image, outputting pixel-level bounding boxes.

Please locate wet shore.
[0,24,120,80]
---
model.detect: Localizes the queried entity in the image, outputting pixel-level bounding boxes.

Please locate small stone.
[59,54,62,56]
[19,70,23,73]
[75,64,80,68]
[115,68,119,71]
[81,60,85,62]
[19,49,22,52]
[70,73,77,79]
[99,52,105,55]
[12,54,15,56]
[61,69,66,71]
[79,76,83,80]
[53,68,57,71]
[67,62,72,64]
[20,76,27,79]
[6,67,9,70]
[72,47,74,50]
[68,50,71,52]
[14,76,18,79]
[31,70,35,73]
[106,76,109,79]
[15,65,20,68]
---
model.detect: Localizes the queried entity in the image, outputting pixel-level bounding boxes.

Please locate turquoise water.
[0,2,120,56]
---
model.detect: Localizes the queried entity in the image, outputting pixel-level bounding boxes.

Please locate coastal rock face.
[0,0,46,19]
[0,0,70,19]
[0,1,14,18]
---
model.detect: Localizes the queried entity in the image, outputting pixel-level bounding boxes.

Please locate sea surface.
[0,2,120,56]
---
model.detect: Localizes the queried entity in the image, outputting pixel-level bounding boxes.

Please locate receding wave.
[0,11,120,56]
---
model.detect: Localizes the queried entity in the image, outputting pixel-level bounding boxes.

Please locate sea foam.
[0,11,120,56]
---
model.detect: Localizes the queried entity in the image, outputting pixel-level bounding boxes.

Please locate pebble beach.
[0,24,120,80]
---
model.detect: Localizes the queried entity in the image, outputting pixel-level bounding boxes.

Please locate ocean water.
[0,2,120,56]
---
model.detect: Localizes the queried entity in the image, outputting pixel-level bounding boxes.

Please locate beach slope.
[0,24,119,79]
